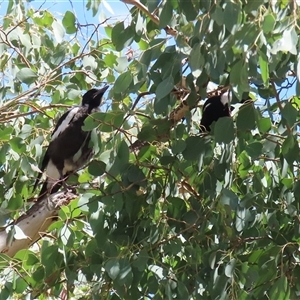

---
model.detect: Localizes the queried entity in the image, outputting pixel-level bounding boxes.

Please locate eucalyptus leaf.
[62,11,77,34]
[16,68,37,84]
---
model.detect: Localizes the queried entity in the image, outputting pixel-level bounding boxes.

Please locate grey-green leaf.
[214,117,235,144]
[16,68,37,84]
[114,71,133,94]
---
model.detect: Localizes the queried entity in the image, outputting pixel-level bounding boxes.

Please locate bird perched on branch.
[200,92,250,131]
[33,86,109,199]
[200,93,231,131]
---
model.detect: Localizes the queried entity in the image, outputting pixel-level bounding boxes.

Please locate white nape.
[51,107,80,141]
[206,82,218,93]
[220,91,232,106]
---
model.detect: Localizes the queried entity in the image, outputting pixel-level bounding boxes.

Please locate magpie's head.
[200,94,230,131]
[82,86,109,109]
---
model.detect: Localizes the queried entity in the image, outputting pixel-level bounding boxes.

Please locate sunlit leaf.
[259,50,269,86]
[62,11,77,34]
[262,14,275,34]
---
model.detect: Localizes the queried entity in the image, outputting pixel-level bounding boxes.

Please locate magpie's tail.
[32,171,43,194]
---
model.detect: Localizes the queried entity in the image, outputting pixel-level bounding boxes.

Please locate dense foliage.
[0,0,300,298]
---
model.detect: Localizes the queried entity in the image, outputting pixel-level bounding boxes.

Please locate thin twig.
[120,0,178,36]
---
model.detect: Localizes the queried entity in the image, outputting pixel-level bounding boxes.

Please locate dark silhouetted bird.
[33,86,109,198]
[200,92,250,131]
[200,94,231,131]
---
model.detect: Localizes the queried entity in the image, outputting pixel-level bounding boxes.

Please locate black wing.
[32,108,75,193]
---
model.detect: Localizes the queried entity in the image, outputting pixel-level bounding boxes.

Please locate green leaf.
[27,252,39,266]
[257,117,271,133]
[171,139,186,154]
[246,142,263,158]
[83,111,124,132]
[33,11,54,27]
[259,50,269,86]
[235,207,251,231]
[9,137,26,153]
[111,22,134,51]
[86,0,101,16]
[109,140,129,176]
[293,181,300,201]
[104,53,117,68]
[126,165,146,184]
[7,194,23,210]
[224,2,241,34]
[135,12,144,36]
[244,0,264,13]
[52,20,65,42]
[32,266,45,283]
[230,60,249,96]
[214,117,235,144]
[147,0,160,13]
[189,43,204,77]
[132,249,149,271]
[62,11,77,34]
[137,124,157,142]
[179,0,197,21]
[262,14,275,33]
[281,102,298,128]
[282,134,299,165]
[82,56,97,70]
[111,22,125,50]
[225,258,236,278]
[156,77,174,100]
[220,188,239,209]
[14,277,27,294]
[271,28,297,55]
[182,136,205,161]
[88,160,106,176]
[236,103,256,131]
[114,71,133,94]
[41,244,62,277]
[78,193,95,212]
[16,68,37,84]
[59,224,75,247]
[159,1,173,28]
[160,155,176,165]
[0,127,13,141]
[211,5,224,26]
[105,258,120,280]
[117,258,133,286]
[154,94,172,115]
[82,117,99,131]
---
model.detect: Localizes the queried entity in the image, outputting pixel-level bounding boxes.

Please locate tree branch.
[0,191,77,257]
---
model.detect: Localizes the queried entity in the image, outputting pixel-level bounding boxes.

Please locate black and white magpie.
[200,93,231,131]
[200,92,250,131]
[33,86,109,198]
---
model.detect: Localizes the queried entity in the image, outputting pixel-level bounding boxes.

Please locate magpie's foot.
[62,182,76,194]
[67,186,77,194]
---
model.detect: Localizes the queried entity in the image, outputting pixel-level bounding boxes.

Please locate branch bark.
[0,191,77,257]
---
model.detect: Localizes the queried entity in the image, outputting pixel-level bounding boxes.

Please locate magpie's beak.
[94,85,109,98]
